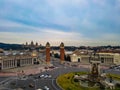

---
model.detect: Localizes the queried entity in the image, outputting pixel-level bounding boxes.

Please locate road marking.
[52,79,60,90]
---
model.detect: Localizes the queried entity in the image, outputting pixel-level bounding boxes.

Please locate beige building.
[70,50,92,63]
[98,53,120,65]
[70,49,120,65]
[0,53,38,70]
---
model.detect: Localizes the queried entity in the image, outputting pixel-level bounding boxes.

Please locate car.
[46,74,51,78]
[114,67,120,71]
[48,75,52,78]
[40,74,44,78]
[44,86,49,90]
[38,75,41,78]
[29,83,34,88]
[49,66,55,69]
[44,75,48,78]
[44,67,48,69]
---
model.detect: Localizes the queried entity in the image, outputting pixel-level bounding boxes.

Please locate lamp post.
[16,70,20,87]
[34,79,38,90]
[16,72,18,87]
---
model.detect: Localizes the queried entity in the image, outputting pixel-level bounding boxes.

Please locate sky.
[0,0,120,46]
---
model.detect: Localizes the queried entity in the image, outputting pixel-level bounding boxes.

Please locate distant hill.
[0,42,120,51]
[0,42,23,50]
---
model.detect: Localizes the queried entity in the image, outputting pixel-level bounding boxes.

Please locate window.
[101,57,104,63]
[78,58,80,62]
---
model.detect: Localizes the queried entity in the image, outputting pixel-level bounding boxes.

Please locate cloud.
[0,0,120,46]
[0,19,83,45]
[101,33,120,40]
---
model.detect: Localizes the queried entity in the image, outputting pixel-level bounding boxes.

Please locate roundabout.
[57,72,120,90]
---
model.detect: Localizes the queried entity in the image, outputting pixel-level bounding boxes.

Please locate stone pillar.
[46,42,50,64]
[8,60,10,68]
[2,61,4,70]
[10,60,12,68]
[15,60,17,67]
[60,42,65,64]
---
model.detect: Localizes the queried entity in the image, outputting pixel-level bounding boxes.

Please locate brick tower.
[60,42,65,64]
[46,42,50,64]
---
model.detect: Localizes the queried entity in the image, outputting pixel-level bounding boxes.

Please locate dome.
[31,53,37,57]
[60,42,64,47]
[0,48,4,53]
[46,42,50,47]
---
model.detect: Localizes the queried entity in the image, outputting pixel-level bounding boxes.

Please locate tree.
[54,53,60,58]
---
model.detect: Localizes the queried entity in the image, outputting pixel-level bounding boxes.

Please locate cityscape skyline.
[0,0,120,46]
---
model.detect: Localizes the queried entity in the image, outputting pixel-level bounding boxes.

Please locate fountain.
[74,61,119,90]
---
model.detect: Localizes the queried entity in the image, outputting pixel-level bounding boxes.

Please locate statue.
[91,63,99,76]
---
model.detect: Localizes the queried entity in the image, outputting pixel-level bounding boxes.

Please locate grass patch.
[107,74,120,81]
[57,72,120,90]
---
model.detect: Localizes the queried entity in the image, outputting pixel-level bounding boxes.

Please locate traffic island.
[57,72,120,90]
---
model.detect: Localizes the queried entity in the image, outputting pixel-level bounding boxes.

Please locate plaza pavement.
[0,64,47,77]
[0,60,109,77]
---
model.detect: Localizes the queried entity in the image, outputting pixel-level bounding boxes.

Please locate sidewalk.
[0,64,47,77]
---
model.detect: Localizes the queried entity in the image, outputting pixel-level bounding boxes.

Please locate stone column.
[2,61,4,69]
[10,60,11,68]
[8,60,10,68]
[15,60,17,67]
[46,42,50,64]
[60,42,65,64]
[6,61,8,68]
[32,57,34,64]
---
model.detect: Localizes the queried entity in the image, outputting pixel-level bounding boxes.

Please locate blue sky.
[0,0,120,46]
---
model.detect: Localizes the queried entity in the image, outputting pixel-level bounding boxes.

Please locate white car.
[37,88,42,90]
[44,86,49,90]
[48,75,52,78]
[40,74,44,78]
[44,75,48,78]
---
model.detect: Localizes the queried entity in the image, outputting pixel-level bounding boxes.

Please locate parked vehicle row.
[39,74,52,78]
[109,65,120,71]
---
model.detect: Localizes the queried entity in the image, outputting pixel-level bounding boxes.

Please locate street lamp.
[34,79,38,90]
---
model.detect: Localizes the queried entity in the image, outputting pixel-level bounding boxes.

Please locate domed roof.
[46,42,50,47]
[0,48,4,53]
[60,42,64,47]
[31,53,37,57]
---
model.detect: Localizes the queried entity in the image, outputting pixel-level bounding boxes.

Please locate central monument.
[88,62,100,82]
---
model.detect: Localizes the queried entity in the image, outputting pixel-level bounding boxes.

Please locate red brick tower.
[46,42,50,64]
[60,42,65,64]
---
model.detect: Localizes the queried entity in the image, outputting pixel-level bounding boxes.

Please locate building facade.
[70,50,92,63]
[70,49,120,65]
[0,53,38,70]
[98,53,120,65]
